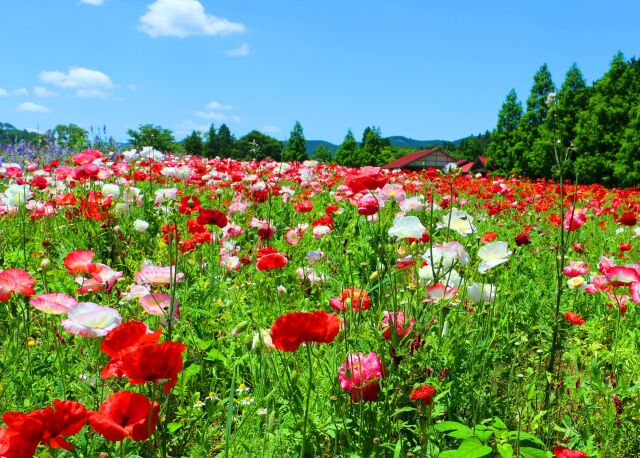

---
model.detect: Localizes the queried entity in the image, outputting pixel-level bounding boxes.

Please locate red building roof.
[382,148,455,169]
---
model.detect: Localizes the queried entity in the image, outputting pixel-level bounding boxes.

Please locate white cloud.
[231,115,242,122]
[226,43,250,57]
[0,88,28,96]
[207,101,232,110]
[139,0,245,38]
[40,67,113,89]
[33,86,60,97]
[195,111,227,121]
[17,102,51,113]
[79,0,104,5]
[76,89,110,99]
[263,125,281,134]
[175,120,210,135]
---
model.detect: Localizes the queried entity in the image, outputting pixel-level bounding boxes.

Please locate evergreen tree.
[486,89,523,174]
[519,64,556,177]
[183,130,204,156]
[204,124,218,158]
[335,129,358,166]
[283,121,308,162]
[235,130,282,161]
[615,104,640,187]
[312,144,333,163]
[359,126,383,166]
[574,52,639,185]
[216,124,236,158]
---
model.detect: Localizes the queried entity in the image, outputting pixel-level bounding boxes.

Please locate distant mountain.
[387,136,450,149]
[305,140,338,155]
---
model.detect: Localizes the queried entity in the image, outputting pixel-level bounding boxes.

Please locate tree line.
[487,52,640,187]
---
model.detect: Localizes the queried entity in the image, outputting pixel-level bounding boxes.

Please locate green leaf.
[167,422,182,433]
[392,407,416,416]
[206,348,228,365]
[497,443,514,458]
[439,437,492,458]
[394,439,403,458]
[473,425,494,444]
[434,421,474,439]
[508,431,545,447]
[519,447,548,458]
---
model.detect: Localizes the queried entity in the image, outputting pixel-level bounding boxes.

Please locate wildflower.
[388,216,426,240]
[564,312,585,325]
[553,445,587,458]
[133,219,149,232]
[29,293,77,315]
[88,391,159,442]
[477,241,512,273]
[357,194,379,216]
[515,231,531,246]
[329,288,371,312]
[563,261,589,278]
[236,383,250,393]
[197,209,228,228]
[61,302,122,338]
[619,212,637,227]
[1,184,33,206]
[438,208,476,237]
[256,252,288,271]
[135,265,185,285]
[0,268,36,302]
[64,250,95,275]
[410,384,436,405]
[338,352,383,402]
[566,276,586,290]
[381,311,415,341]
[270,310,340,352]
[467,283,496,303]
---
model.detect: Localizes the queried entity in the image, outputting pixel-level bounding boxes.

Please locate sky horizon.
[1,0,638,144]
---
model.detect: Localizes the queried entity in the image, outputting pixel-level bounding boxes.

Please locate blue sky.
[0,0,638,143]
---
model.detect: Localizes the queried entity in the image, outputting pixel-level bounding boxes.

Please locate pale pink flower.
[61,302,121,338]
[338,352,383,402]
[30,293,77,314]
[135,265,185,285]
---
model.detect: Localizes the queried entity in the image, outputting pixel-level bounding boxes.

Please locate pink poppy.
[61,302,122,338]
[135,265,184,285]
[381,311,415,341]
[563,261,590,278]
[0,268,36,301]
[563,207,587,231]
[89,264,123,289]
[29,293,77,314]
[338,352,384,402]
[139,293,180,318]
[64,250,95,274]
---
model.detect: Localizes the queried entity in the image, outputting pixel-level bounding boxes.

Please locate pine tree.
[486,89,523,174]
[204,124,218,158]
[283,121,308,162]
[519,64,556,177]
[335,129,358,166]
[312,144,333,163]
[614,105,640,187]
[216,124,236,159]
[183,130,204,156]
[359,126,383,166]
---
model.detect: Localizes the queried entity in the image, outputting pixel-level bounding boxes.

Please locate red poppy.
[344,167,388,193]
[270,310,340,351]
[256,252,288,271]
[64,250,95,274]
[619,212,637,227]
[357,194,379,216]
[0,269,36,302]
[178,195,201,215]
[553,445,587,458]
[329,288,371,312]
[564,312,585,326]
[115,341,186,393]
[101,321,163,378]
[2,400,87,454]
[88,392,159,442]
[410,385,437,405]
[515,232,531,246]
[197,209,228,228]
[480,231,498,243]
[293,200,313,213]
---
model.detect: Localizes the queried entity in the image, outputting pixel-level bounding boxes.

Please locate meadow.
[0,146,639,457]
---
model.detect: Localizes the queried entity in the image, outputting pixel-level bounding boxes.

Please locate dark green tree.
[216,124,236,158]
[614,104,640,187]
[204,124,218,158]
[335,129,358,166]
[183,130,204,156]
[127,124,176,153]
[519,64,556,177]
[312,144,333,163]
[52,124,90,152]
[235,130,283,161]
[359,126,384,166]
[283,121,308,162]
[486,89,523,174]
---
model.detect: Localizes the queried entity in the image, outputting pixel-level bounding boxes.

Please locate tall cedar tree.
[183,130,204,156]
[216,124,236,159]
[519,64,556,177]
[359,126,384,166]
[284,121,308,162]
[486,89,523,174]
[335,129,358,166]
[204,124,218,158]
[312,144,333,163]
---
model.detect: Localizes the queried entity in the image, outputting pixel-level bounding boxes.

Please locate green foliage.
[487,53,640,187]
[235,130,283,161]
[312,144,333,163]
[216,124,236,158]
[0,122,43,145]
[335,129,358,166]
[283,121,308,162]
[204,124,218,158]
[358,126,384,166]
[127,124,177,153]
[52,124,89,153]
[183,130,204,156]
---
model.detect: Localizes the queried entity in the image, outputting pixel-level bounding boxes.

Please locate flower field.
[1,148,640,457]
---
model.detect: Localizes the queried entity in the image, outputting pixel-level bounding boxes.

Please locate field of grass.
[1,149,639,457]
